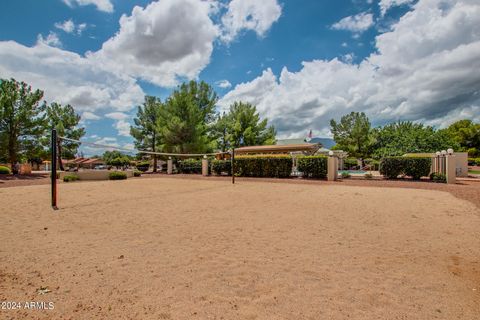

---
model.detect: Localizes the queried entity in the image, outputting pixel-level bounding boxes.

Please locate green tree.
[158,81,218,153]
[130,96,163,172]
[371,121,459,158]
[213,112,230,152]
[441,120,480,153]
[330,112,373,160]
[0,78,46,173]
[222,102,276,148]
[45,102,85,171]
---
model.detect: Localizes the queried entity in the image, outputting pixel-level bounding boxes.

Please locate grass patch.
[469,170,480,175]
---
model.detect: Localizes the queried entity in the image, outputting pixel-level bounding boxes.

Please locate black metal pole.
[51,129,58,209]
[231,148,235,184]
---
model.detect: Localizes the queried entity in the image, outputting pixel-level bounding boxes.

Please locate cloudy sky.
[1,0,479,152]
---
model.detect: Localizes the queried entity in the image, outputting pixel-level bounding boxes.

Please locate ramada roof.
[235,143,320,154]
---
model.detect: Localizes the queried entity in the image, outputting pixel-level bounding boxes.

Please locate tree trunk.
[8,134,17,174]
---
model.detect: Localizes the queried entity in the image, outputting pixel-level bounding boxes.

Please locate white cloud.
[55,19,75,33]
[219,0,480,138]
[113,119,131,137]
[91,0,219,87]
[379,0,416,16]
[331,12,374,33]
[82,111,101,120]
[215,79,232,88]
[36,32,62,47]
[62,0,113,13]
[55,19,88,35]
[221,0,282,42]
[105,112,129,120]
[0,41,144,113]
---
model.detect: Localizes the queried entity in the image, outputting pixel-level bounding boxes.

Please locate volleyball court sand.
[1,178,479,319]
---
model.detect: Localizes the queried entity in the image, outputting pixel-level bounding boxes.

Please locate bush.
[297,156,327,178]
[136,161,150,172]
[364,173,373,179]
[341,172,351,179]
[476,158,480,166]
[211,159,232,176]
[404,157,431,180]
[468,158,477,166]
[234,155,292,178]
[379,157,405,179]
[380,157,431,180]
[177,159,203,174]
[0,166,11,174]
[109,172,127,180]
[344,158,358,170]
[430,172,446,183]
[133,170,142,177]
[63,174,78,182]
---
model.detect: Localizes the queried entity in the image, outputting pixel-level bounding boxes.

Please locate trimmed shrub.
[108,172,127,180]
[133,170,142,177]
[341,172,351,179]
[476,158,480,166]
[177,159,203,174]
[136,161,150,172]
[364,173,373,179]
[468,158,476,166]
[0,166,11,174]
[234,155,292,178]
[211,159,232,176]
[430,172,446,183]
[403,157,431,180]
[63,175,78,182]
[297,156,327,178]
[379,157,405,179]
[380,157,431,180]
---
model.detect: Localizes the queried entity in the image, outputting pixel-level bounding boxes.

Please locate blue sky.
[1,0,479,155]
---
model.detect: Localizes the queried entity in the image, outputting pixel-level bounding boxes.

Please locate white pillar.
[167,157,173,175]
[202,156,208,176]
[327,155,337,181]
[446,151,456,184]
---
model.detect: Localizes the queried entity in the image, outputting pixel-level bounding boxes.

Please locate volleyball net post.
[231,147,235,184]
[51,129,58,210]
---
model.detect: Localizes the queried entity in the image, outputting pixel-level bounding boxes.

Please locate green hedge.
[109,171,127,180]
[380,157,431,180]
[177,159,203,174]
[63,174,79,182]
[136,161,150,172]
[211,159,231,176]
[0,166,11,174]
[133,170,142,177]
[234,155,292,178]
[297,156,327,178]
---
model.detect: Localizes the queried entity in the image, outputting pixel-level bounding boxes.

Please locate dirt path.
[1,178,479,319]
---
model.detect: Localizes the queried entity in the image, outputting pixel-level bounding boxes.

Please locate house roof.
[235,143,320,154]
[81,158,104,164]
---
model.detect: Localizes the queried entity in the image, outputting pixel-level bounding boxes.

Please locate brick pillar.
[446,153,456,184]
[167,157,173,175]
[202,156,208,176]
[327,156,338,181]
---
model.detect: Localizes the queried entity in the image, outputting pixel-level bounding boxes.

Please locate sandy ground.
[1,178,479,319]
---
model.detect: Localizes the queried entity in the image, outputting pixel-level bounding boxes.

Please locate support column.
[327,155,338,181]
[167,157,173,174]
[202,156,209,176]
[446,153,456,184]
